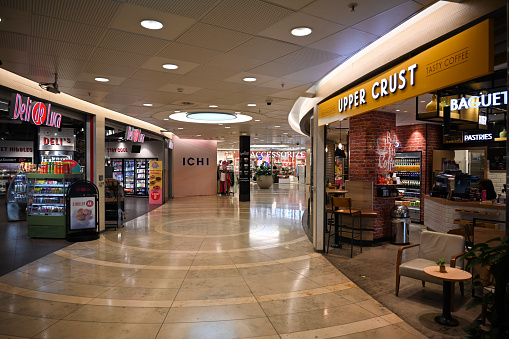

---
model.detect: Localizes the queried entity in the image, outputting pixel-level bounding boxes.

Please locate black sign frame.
[66,180,100,241]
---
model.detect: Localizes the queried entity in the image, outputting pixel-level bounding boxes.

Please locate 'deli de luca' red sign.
[8,93,62,128]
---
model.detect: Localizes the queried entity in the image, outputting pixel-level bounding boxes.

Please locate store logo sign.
[450,91,508,111]
[464,133,493,142]
[125,126,145,143]
[183,157,210,166]
[9,93,62,128]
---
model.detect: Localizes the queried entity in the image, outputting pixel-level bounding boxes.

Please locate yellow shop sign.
[318,19,494,126]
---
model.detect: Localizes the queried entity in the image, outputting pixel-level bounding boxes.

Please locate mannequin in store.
[219,160,230,195]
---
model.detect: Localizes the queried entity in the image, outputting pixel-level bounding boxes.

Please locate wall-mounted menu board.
[488,147,506,171]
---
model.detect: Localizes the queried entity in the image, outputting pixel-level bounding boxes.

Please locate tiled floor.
[0,184,426,338]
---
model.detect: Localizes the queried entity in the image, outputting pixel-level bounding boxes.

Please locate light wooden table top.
[424,266,472,282]
[326,188,348,195]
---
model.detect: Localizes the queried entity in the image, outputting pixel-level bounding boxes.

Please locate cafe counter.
[423,195,506,233]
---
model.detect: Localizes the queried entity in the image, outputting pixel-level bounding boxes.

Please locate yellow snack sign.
[318,19,494,126]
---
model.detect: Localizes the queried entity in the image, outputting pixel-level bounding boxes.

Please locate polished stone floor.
[0,184,425,338]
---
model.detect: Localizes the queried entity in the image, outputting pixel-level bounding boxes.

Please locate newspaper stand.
[66,180,99,241]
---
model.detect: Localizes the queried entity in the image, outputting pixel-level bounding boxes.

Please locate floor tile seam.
[0,282,94,305]
[98,235,308,254]
[277,315,394,339]
[254,282,355,303]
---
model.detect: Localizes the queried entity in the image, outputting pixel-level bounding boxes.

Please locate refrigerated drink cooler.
[395,151,422,222]
[111,158,157,196]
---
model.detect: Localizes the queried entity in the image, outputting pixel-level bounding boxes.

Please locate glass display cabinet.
[7,171,28,221]
[27,173,83,238]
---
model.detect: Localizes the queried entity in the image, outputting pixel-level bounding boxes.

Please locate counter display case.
[27,173,83,238]
[7,171,28,221]
[0,168,17,195]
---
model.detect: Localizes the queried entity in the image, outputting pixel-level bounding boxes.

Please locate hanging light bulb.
[325,145,328,153]
[335,120,347,158]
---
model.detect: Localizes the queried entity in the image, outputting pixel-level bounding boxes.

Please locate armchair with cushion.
[396,231,466,310]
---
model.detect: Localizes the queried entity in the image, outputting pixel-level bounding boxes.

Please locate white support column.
[312,106,325,251]
[87,114,105,232]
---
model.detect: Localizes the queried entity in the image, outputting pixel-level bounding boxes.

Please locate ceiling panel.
[32,15,107,46]
[101,93,143,105]
[30,54,86,79]
[30,38,95,60]
[302,0,408,27]
[108,3,196,41]
[129,69,181,83]
[33,0,120,27]
[74,80,118,92]
[352,1,423,35]
[275,47,341,68]
[157,83,202,95]
[223,72,275,85]
[248,61,302,78]
[0,48,30,64]
[83,62,136,78]
[229,37,301,61]
[90,48,152,69]
[127,0,218,19]
[170,75,217,88]
[157,42,222,64]
[99,30,170,55]
[176,23,253,52]
[0,7,31,35]
[258,11,346,46]
[264,0,314,11]
[185,65,238,81]
[308,27,378,55]
[202,0,294,35]
[205,53,267,72]
[118,78,169,91]
[139,91,184,103]
[0,31,29,51]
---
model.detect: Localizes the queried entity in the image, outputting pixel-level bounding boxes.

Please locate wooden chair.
[326,197,362,257]
[396,231,466,311]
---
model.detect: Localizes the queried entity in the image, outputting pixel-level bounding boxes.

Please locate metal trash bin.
[391,205,410,245]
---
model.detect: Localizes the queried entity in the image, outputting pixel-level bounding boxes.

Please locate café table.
[424,266,472,327]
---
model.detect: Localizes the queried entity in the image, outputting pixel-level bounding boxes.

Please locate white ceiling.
[0,0,432,148]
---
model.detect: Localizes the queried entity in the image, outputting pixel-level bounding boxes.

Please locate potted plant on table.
[436,258,447,273]
[256,165,273,189]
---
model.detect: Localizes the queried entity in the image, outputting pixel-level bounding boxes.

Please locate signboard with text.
[69,196,96,230]
[9,93,62,128]
[318,20,493,126]
[39,127,75,151]
[0,141,34,166]
[148,161,163,204]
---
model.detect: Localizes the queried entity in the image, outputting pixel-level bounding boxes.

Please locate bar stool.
[327,197,363,257]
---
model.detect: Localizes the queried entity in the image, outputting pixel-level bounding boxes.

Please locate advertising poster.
[70,196,96,230]
[149,161,163,204]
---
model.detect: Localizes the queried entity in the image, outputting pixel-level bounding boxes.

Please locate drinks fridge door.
[135,159,147,195]
[124,159,135,195]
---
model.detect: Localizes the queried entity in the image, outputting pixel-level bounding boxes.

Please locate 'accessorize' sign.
[318,19,493,126]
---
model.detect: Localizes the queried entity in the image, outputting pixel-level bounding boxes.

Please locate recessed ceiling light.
[163,64,178,70]
[174,110,180,113]
[275,125,280,128]
[141,19,163,30]
[396,109,400,112]
[163,118,169,120]
[243,77,256,82]
[197,135,201,137]
[187,112,236,121]
[291,27,312,36]
[143,103,153,107]
[255,119,260,122]
[235,111,241,114]
[218,123,223,125]
[225,126,230,129]
[209,105,218,108]
[404,110,408,112]
[94,77,109,82]
[420,100,426,103]
[283,132,288,134]
[254,137,258,139]
[178,127,184,130]
[247,103,256,107]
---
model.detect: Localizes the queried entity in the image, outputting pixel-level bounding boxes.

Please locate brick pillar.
[350,111,396,240]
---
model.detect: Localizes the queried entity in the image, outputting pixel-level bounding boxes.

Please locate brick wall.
[350,111,396,240]
[488,170,505,195]
[396,124,443,221]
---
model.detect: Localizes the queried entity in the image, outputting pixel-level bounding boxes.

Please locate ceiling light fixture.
[141,19,163,30]
[174,110,180,113]
[255,119,260,122]
[95,77,109,82]
[291,27,312,36]
[225,126,230,129]
[197,135,201,137]
[163,118,169,120]
[209,105,218,108]
[275,125,280,128]
[186,112,236,121]
[143,103,153,107]
[162,64,178,70]
[247,103,256,107]
[178,127,184,129]
[243,77,257,82]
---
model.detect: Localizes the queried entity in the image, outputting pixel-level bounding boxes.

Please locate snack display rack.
[27,173,83,238]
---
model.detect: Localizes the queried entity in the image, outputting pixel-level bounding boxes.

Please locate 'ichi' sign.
[125,126,145,143]
[8,93,62,128]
